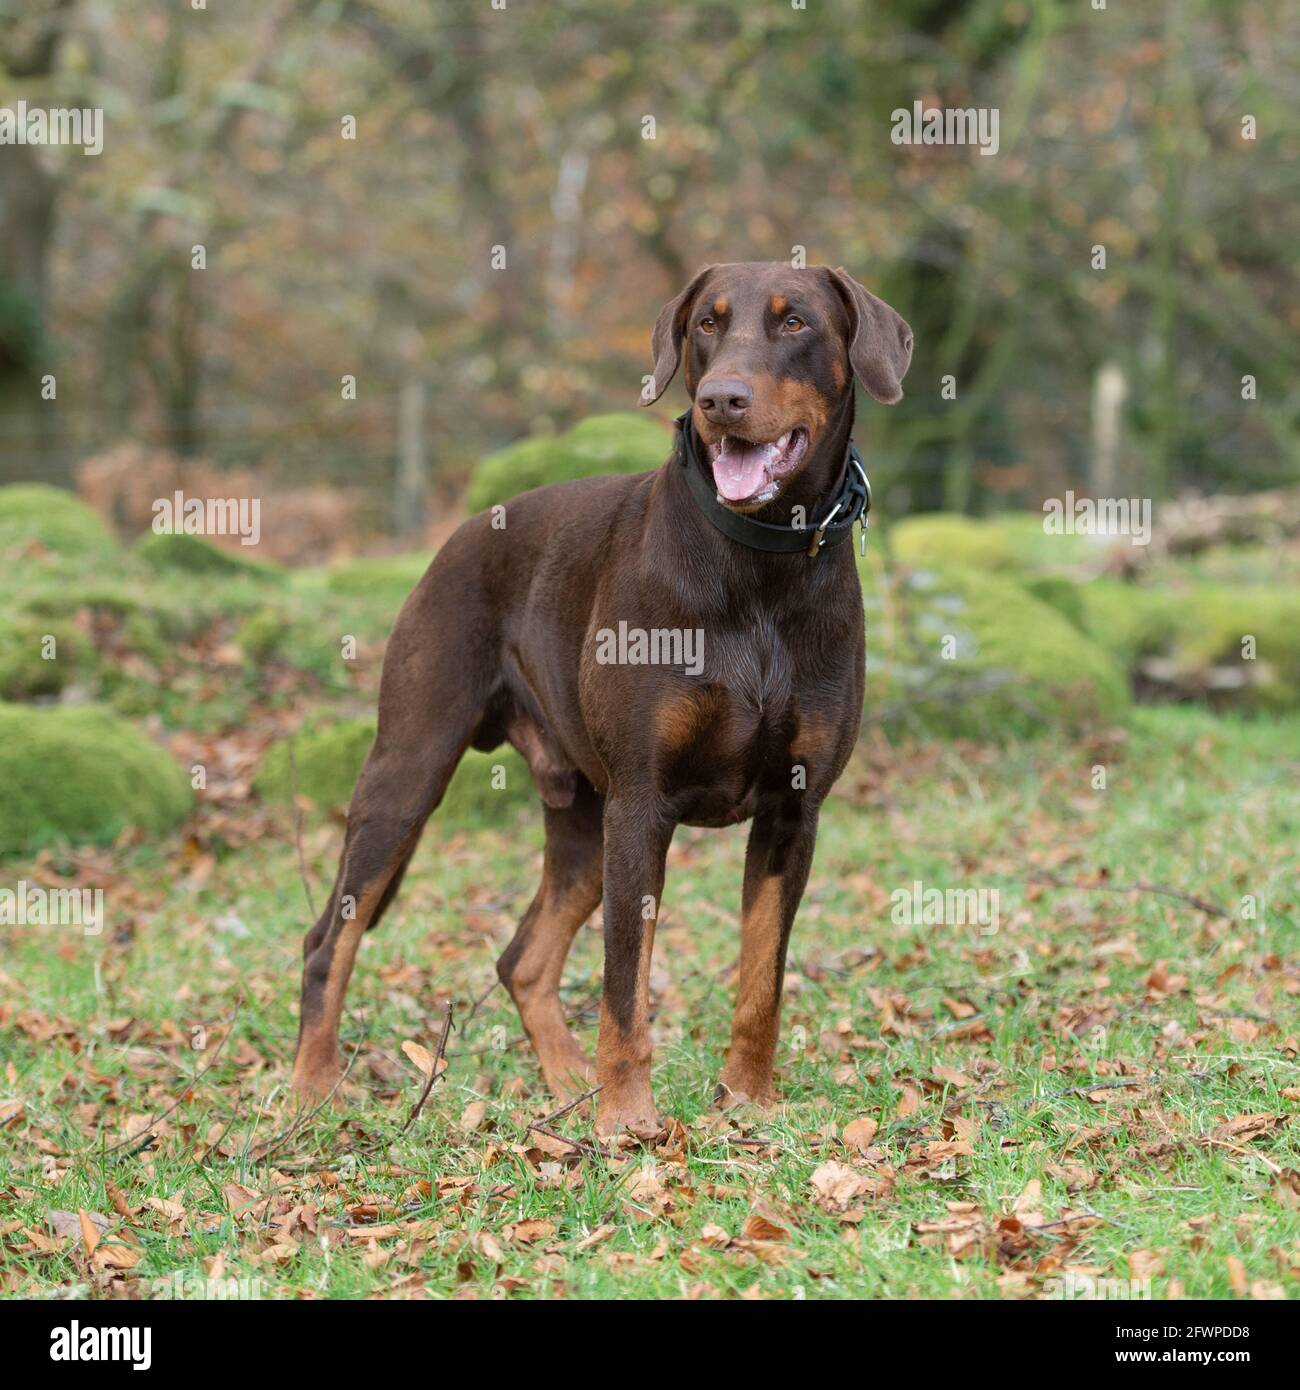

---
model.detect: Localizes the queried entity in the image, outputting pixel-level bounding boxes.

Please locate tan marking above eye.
[770,295,788,316]
[712,297,728,316]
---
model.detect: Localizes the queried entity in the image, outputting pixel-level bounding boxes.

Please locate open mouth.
[707,429,808,505]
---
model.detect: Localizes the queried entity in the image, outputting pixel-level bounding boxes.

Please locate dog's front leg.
[717,796,821,1108]
[595,793,673,1141]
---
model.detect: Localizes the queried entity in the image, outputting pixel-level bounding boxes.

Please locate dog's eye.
[783,316,806,332]
[698,317,716,334]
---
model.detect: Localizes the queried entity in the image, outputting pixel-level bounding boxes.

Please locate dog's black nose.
[697,377,753,426]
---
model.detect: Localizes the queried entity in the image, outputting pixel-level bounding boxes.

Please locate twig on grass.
[460,975,501,1032]
[399,1000,455,1133]
[1030,1206,1131,1238]
[524,1085,625,1161]
[527,1122,621,1161]
[1027,871,1228,919]
[250,1019,369,1164]
[94,994,244,1157]
[534,1084,602,1127]
[1197,1137,1285,1176]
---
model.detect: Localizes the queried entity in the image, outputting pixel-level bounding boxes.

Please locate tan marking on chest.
[791,710,836,764]
[656,686,728,755]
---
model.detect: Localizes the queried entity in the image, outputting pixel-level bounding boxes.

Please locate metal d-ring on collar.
[675,411,871,558]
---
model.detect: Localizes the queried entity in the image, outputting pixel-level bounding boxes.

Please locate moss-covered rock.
[888,511,1098,577]
[256,720,375,809]
[256,719,534,825]
[0,615,86,700]
[441,747,535,826]
[985,513,1106,574]
[19,579,192,636]
[889,513,1019,573]
[1078,579,1172,669]
[1024,575,1087,631]
[323,553,430,601]
[135,530,282,581]
[0,704,192,855]
[863,559,1130,739]
[0,483,118,559]
[236,608,287,662]
[1082,578,1300,710]
[466,412,672,513]
[1176,541,1300,588]
[565,412,674,468]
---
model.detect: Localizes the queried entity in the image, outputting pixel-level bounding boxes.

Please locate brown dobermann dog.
[290,262,912,1138]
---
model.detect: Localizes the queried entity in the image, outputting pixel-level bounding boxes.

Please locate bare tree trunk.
[393,375,428,536]
[546,145,590,341]
[1090,362,1127,498]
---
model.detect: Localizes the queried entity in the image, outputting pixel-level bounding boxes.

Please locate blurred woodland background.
[2,0,1297,552]
[3,3,1300,1305]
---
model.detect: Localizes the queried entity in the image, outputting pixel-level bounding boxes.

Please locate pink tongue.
[712,440,770,501]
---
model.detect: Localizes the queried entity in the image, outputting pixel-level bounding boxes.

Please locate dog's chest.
[654,622,810,823]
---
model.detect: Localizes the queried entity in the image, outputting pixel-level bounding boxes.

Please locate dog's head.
[641,262,912,510]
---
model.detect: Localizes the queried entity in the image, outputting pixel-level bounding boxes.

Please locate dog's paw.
[595,1106,665,1146]
[713,1078,776,1112]
[289,1055,346,1110]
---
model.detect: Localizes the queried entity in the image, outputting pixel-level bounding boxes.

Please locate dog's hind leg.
[497,778,603,1100]
[290,580,493,1105]
[290,736,470,1104]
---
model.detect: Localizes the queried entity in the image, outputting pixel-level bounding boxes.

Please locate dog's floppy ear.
[641,265,714,405]
[827,267,914,405]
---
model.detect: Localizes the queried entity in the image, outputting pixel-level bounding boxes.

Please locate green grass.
[1,706,1296,1300]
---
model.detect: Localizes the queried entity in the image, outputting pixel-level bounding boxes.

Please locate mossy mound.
[0,704,192,855]
[0,483,118,559]
[1024,575,1087,631]
[236,608,288,662]
[889,513,1018,573]
[0,615,86,700]
[323,553,430,601]
[565,412,674,468]
[888,511,1099,577]
[863,559,1130,739]
[256,719,534,826]
[440,747,535,826]
[1176,540,1300,588]
[1077,580,1172,669]
[135,530,282,581]
[256,720,376,809]
[466,412,672,513]
[985,514,1107,574]
[1082,578,1300,710]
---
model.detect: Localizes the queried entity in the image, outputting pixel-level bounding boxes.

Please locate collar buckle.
[807,497,844,557]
